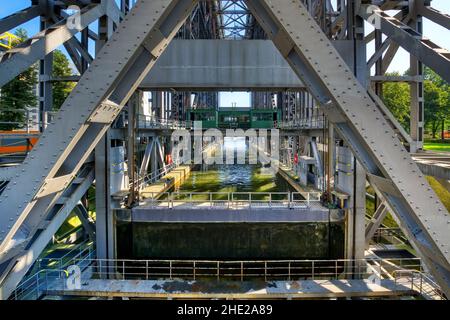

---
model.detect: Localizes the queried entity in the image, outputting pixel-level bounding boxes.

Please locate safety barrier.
[394,269,446,300]
[141,191,322,210]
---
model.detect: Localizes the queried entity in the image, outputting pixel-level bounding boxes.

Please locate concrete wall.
[117,221,344,260]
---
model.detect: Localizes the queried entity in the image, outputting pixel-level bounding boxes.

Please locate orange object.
[166,154,173,165]
[0,131,39,155]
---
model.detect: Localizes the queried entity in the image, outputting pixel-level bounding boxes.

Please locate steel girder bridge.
[0,0,449,299]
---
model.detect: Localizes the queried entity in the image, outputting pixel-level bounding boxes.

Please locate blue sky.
[1,0,449,108]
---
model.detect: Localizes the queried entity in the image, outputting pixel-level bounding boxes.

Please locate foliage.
[52,50,76,110]
[381,69,449,140]
[423,68,449,139]
[0,29,38,130]
[381,72,411,132]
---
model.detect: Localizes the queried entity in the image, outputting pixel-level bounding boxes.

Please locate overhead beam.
[141,40,305,90]
[246,0,450,296]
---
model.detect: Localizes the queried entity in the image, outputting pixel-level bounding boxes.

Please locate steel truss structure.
[0,0,449,299]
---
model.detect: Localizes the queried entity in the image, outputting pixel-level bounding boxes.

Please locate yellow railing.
[0,32,19,50]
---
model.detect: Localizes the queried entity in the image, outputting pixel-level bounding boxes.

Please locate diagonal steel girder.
[0,0,121,87]
[0,5,43,35]
[417,2,450,30]
[0,166,94,300]
[245,0,450,295]
[359,4,450,83]
[0,0,199,288]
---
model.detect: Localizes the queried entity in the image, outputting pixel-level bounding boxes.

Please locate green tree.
[382,72,411,132]
[424,67,449,139]
[0,28,38,130]
[52,50,76,110]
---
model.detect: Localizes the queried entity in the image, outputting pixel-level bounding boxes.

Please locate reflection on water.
[177,164,293,194]
[177,137,292,197]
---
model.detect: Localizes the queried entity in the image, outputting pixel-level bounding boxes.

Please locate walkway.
[46,278,416,299]
[138,192,324,211]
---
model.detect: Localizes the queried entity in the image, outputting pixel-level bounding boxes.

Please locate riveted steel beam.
[359,4,450,83]
[0,167,94,300]
[417,2,450,30]
[0,6,43,35]
[0,0,198,278]
[365,203,388,246]
[0,3,106,87]
[246,0,450,295]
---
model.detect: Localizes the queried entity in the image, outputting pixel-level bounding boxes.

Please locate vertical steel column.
[39,6,53,131]
[81,28,89,73]
[409,12,424,152]
[127,92,138,207]
[95,14,115,263]
[374,29,383,96]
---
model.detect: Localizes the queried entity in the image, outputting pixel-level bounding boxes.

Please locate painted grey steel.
[367,88,412,147]
[359,4,450,83]
[0,5,43,35]
[417,2,450,30]
[0,0,449,298]
[140,40,305,90]
[412,154,450,181]
[0,3,107,87]
[0,0,199,289]
[0,167,94,299]
[74,203,95,240]
[365,203,388,246]
[246,0,450,295]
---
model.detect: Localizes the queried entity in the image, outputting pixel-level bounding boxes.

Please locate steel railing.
[36,241,94,272]
[135,162,180,190]
[12,255,445,300]
[278,118,326,130]
[140,191,322,209]
[394,269,446,300]
[136,142,220,190]
[10,245,96,300]
[137,115,193,130]
[61,257,423,285]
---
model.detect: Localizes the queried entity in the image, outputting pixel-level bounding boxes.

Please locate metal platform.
[47,278,416,299]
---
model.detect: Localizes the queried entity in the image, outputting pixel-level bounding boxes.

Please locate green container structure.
[218,108,251,129]
[188,108,218,128]
[188,108,280,129]
[250,109,280,129]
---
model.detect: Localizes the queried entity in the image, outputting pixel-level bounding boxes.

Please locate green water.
[177,164,294,199]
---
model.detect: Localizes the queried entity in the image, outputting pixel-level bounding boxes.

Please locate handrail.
[136,142,219,190]
[141,191,325,210]
[12,255,437,300]
[66,257,422,285]
[278,118,326,129]
[393,269,446,300]
[10,246,96,300]
[137,115,193,130]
